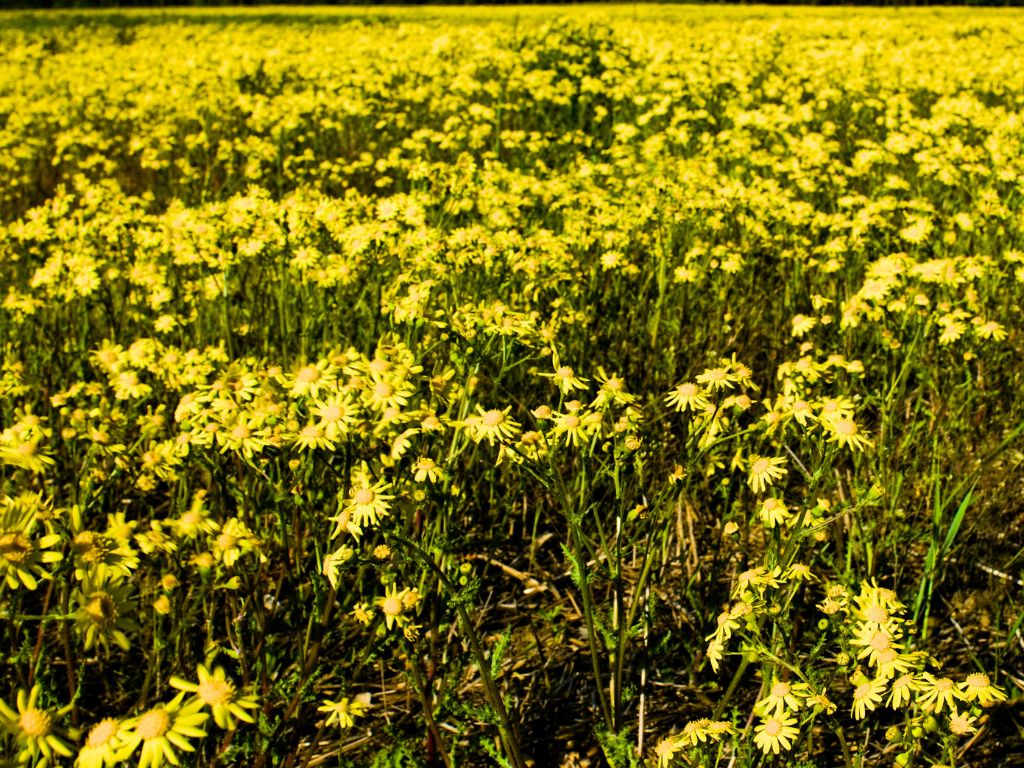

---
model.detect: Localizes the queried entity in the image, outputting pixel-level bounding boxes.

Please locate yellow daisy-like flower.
[753,712,799,755]
[0,496,64,590]
[746,455,787,494]
[170,664,259,730]
[591,370,634,408]
[757,497,792,528]
[76,717,133,768]
[958,673,1007,705]
[283,360,337,399]
[313,392,358,441]
[541,364,589,395]
[0,685,75,766]
[917,674,962,715]
[852,624,902,670]
[119,693,208,768]
[466,405,521,445]
[73,574,139,652]
[851,676,886,720]
[822,415,874,452]
[317,693,369,729]
[342,477,394,530]
[757,679,810,717]
[212,518,260,567]
[887,673,921,709]
[69,508,140,582]
[696,366,736,392]
[664,382,709,413]
[412,456,443,483]
[291,422,335,452]
[851,582,902,631]
[550,409,596,448]
[949,712,977,736]
[376,583,417,631]
[706,637,725,673]
[652,734,683,767]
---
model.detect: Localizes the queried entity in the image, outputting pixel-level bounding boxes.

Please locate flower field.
[1,5,1023,766]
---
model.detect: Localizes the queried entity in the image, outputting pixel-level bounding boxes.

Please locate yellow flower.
[851,582,901,631]
[917,674,962,715]
[0,495,63,590]
[342,477,394,530]
[73,574,139,652]
[170,664,259,730]
[958,672,1006,705]
[212,518,259,567]
[948,712,977,736]
[541,363,588,395]
[550,409,595,448]
[0,685,75,766]
[696,366,736,392]
[757,679,810,717]
[851,676,886,720]
[746,455,787,494]
[76,717,133,768]
[283,361,336,399]
[119,693,208,768]
[887,673,921,710]
[412,456,443,483]
[753,713,799,755]
[317,694,369,729]
[376,583,412,631]
[70,527,139,583]
[822,415,873,452]
[292,422,335,452]
[652,735,683,767]
[466,405,521,445]
[757,497,792,528]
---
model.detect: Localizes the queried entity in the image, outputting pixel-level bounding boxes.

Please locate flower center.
[352,488,374,506]
[86,718,119,747]
[381,597,402,617]
[74,532,115,564]
[764,718,782,736]
[481,410,504,427]
[965,673,989,690]
[296,366,320,384]
[863,604,888,624]
[833,419,857,436]
[136,708,170,740]
[770,682,790,698]
[84,592,117,625]
[0,532,32,564]
[869,631,891,652]
[19,708,52,738]
[198,677,235,706]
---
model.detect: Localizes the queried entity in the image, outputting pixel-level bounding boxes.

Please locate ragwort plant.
[0,7,1022,768]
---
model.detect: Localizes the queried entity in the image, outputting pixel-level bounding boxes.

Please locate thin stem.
[391,534,526,768]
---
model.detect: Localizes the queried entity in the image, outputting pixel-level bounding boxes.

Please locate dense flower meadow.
[0,6,1022,767]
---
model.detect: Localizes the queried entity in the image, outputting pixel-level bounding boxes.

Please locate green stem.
[833,723,854,768]
[392,535,526,768]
